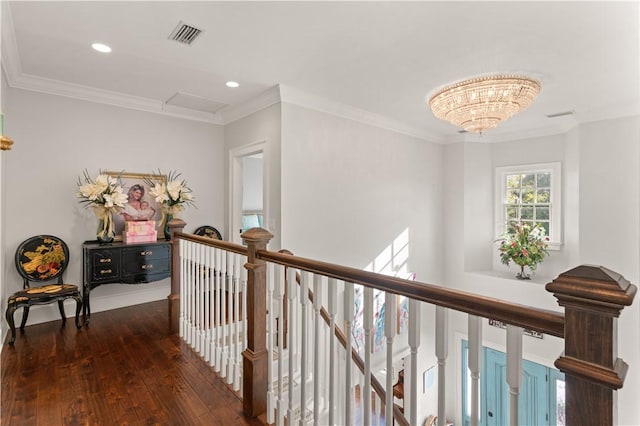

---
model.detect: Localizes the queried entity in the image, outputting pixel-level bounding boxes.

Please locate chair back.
[14,235,69,288]
[193,225,222,240]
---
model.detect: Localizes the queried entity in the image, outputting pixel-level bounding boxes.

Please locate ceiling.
[2,1,639,143]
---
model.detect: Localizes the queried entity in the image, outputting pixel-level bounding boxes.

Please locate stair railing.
[169,225,637,426]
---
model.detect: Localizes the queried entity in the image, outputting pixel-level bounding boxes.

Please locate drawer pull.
[99,258,112,263]
[100,269,113,274]
[141,264,153,270]
[140,250,153,256]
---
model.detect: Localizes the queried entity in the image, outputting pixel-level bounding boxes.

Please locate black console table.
[82,240,171,323]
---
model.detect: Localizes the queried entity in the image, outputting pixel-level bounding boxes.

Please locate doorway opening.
[229,142,267,244]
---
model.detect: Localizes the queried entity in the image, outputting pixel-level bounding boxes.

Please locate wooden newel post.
[241,227,274,417]
[546,265,637,426]
[168,218,186,334]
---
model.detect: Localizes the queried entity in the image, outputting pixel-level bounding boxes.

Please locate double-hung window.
[495,162,562,249]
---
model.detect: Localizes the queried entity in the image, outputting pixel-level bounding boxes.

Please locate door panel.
[462,341,563,426]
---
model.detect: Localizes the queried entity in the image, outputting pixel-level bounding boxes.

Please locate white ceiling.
[3,1,639,143]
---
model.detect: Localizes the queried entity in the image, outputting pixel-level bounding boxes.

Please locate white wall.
[280,103,445,422]
[280,103,444,285]
[577,116,640,426]
[3,87,224,327]
[224,103,282,249]
[444,116,640,426]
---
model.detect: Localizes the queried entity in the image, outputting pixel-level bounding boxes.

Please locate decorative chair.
[193,225,222,240]
[5,235,82,345]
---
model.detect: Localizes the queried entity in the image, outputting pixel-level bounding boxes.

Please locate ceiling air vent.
[169,21,203,45]
[546,110,575,119]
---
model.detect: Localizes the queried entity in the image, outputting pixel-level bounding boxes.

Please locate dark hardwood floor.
[2,300,265,426]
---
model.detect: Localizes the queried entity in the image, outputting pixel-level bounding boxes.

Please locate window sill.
[467,269,555,286]
[548,241,562,251]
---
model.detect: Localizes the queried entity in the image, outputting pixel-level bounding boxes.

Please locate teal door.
[484,347,547,425]
[462,341,565,426]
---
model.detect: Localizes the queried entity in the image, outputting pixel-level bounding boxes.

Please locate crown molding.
[1,1,23,84]
[278,84,442,143]
[217,85,282,125]
[577,103,640,127]
[1,1,441,143]
[5,71,221,124]
[1,5,220,125]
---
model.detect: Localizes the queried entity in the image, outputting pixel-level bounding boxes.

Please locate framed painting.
[106,171,166,240]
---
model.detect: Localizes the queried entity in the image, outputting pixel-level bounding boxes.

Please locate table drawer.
[89,250,120,281]
[90,249,116,266]
[122,258,170,279]
[122,245,170,261]
[91,264,120,281]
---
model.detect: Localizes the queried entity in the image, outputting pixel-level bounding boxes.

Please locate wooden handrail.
[172,230,637,425]
[258,249,565,337]
[175,231,249,256]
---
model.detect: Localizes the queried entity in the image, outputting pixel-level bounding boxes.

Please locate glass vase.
[97,211,115,244]
[516,265,531,280]
[163,212,174,240]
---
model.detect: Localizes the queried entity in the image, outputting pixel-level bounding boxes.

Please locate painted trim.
[218,86,282,125]
[6,0,632,143]
[6,71,222,124]
[0,3,221,125]
[279,84,442,143]
[228,140,269,244]
[494,161,563,248]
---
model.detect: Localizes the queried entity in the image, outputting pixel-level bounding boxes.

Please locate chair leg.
[58,300,67,327]
[73,295,83,329]
[5,305,18,345]
[19,306,30,330]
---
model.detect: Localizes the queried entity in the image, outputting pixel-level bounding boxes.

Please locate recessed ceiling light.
[91,43,112,53]
[226,81,239,88]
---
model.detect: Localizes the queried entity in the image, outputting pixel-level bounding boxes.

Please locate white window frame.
[495,162,562,250]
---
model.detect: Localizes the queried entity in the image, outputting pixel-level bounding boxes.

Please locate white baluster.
[363,287,373,426]
[184,241,191,345]
[213,247,221,372]
[371,393,379,426]
[408,299,420,426]
[233,253,242,390]
[344,282,354,426]
[193,242,200,351]
[299,271,311,425]
[219,250,227,377]
[226,252,236,382]
[468,315,482,426]
[197,243,204,355]
[187,241,195,347]
[507,325,523,426]
[436,306,448,426]
[275,264,286,426]
[266,261,275,424]
[312,274,322,426]
[207,247,218,367]
[179,240,186,339]
[327,278,337,426]
[337,343,345,426]
[203,245,212,363]
[287,267,297,425]
[240,259,248,395]
[384,292,397,425]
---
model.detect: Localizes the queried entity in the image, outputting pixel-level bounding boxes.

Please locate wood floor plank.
[2,300,265,426]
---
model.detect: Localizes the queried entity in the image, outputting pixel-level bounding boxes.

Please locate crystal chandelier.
[428,74,541,134]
